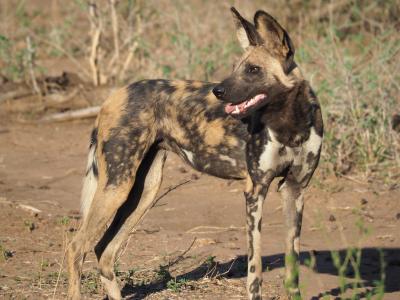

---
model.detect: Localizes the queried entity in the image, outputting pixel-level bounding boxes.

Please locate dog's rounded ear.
[231,7,261,50]
[254,10,295,73]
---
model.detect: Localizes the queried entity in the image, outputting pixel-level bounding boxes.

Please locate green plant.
[166,277,188,292]
[81,271,100,294]
[40,259,49,271]
[205,255,216,268]
[156,264,171,281]
[24,220,35,232]
[0,35,28,81]
[58,216,71,226]
[326,216,383,299]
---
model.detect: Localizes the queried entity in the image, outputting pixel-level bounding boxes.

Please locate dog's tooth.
[234,106,240,114]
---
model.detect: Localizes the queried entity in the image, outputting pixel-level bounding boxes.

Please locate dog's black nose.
[212,85,226,99]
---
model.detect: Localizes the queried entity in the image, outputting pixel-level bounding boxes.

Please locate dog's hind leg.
[67,180,137,299]
[94,146,166,300]
[67,134,156,300]
[280,179,303,300]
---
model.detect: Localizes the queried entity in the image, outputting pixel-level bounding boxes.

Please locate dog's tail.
[80,128,99,220]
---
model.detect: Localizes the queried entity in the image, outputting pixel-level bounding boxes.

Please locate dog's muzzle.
[212,85,226,99]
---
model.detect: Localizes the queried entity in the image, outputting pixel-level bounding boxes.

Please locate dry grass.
[0,0,399,181]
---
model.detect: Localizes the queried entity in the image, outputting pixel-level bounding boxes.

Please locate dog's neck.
[251,80,316,147]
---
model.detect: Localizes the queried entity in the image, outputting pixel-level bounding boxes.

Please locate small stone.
[396,213,400,220]
[361,198,368,205]
[191,173,199,180]
[328,214,336,222]
[178,167,188,173]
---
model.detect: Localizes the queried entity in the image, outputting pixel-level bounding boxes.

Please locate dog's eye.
[247,65,260,74]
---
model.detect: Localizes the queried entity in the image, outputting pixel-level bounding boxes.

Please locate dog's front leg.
[280,180,303,300]
[245,177,269,300]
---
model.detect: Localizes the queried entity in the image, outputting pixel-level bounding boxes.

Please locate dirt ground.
[0,105,399,300]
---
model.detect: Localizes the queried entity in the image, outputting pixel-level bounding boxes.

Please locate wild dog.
[67,7,323,300]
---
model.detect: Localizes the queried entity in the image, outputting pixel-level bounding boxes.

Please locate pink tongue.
[224,94,266,115]
[225,104,236,114]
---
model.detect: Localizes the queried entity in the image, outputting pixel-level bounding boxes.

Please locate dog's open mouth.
[224,94,267,116]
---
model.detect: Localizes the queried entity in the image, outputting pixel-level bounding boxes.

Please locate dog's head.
[213,7,300,118]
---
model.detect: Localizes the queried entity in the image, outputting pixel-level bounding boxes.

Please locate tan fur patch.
[246,47,294,88]
[245,174,253,193]
[162,104,190,146]
[97,87,129,140]
[204,119,225,146]
[290,67,303,80]
[171,80,192,100]
[191,81,204,88]
[205,92,218,105]
[138,110,151,124]
[225,135,239,147]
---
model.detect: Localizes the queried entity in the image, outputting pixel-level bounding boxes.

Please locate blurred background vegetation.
[0,0,399,182]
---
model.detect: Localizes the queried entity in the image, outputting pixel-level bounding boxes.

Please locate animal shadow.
[120,247,400,299]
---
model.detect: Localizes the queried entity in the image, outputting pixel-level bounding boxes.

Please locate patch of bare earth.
[0,106,399,299]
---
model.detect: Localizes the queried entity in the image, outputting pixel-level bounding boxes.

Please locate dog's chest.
[249,127,322,180]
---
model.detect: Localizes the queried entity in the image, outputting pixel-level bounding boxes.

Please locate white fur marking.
[306,127,322,155]
[80,145,98,220]
[295,194,304,213]
[219,154,237,167]
[293,236,300,253]
[183,149,195,164]
[258,129,281,171]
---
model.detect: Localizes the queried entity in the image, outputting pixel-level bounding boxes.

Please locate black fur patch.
[90,128,98,148]
[86,127,99,178]
[249,277,261,298]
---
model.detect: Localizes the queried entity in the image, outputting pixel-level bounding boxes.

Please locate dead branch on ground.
[39,106,100,122]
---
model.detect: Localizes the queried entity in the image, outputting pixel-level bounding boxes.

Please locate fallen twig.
[0,87,32,102]
[152,179,192,208]
[340,175,368,185]
[17,204,42,215]
[39,106,100,122]
[167,237,197,268]
[186,225,245,234]
[44,88,80,104]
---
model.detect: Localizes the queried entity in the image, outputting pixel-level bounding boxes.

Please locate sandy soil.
[0,106,399,300]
